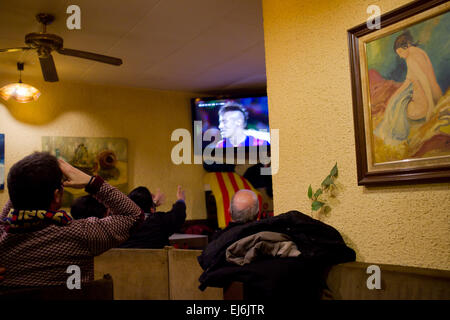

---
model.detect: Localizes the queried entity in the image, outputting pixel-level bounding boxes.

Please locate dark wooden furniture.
[169,233,209,250]
[0,274,114,300]
[223,262,450,300]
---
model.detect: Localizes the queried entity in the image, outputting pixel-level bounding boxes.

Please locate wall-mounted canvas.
[348,0,450,185]
[0,134,4,190]
[42,136,128,207]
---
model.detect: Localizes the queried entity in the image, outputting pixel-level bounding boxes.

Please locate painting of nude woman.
[349,0,450,184]
[367,11,449,164]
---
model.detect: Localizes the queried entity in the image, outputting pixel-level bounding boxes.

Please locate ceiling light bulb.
[0,82,41,103]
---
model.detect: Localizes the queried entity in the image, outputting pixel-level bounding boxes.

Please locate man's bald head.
[230,189,259,223]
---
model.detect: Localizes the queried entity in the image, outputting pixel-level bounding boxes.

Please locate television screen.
[192,96,270,154]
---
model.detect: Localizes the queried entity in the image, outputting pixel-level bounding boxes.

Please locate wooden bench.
[223,262,450,300]
[94,248,450,300]
[0,274,113,300]
[94,247,222,300]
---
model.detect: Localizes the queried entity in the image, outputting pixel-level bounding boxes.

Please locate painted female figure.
[375,31,443,146]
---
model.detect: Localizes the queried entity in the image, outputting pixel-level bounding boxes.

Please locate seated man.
[0,152,143,287]
[211,189,259,241]
[198,190,356,300]
[119,185,186,249]
[70,195,108,219]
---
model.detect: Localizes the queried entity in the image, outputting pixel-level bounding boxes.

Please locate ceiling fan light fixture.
[0,82,41,103]
[0,13,123,83]
[0,62,40,103]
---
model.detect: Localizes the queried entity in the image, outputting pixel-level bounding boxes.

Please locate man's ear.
[50,188,64,210]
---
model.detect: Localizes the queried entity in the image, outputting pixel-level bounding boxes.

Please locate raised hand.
[58,158,92,189]
[152,188,166,207]
[176,185,185,201]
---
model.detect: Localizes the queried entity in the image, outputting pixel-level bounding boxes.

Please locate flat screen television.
[191,95,270,166]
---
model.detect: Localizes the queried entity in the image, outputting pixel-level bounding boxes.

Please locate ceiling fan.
[0,13,123,82]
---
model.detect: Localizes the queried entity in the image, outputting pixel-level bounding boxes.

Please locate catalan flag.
[204,172,262,228]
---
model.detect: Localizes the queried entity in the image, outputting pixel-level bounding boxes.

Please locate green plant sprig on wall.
[308,163,338,214]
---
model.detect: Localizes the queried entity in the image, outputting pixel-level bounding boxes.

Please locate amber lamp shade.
[0,82,41,103]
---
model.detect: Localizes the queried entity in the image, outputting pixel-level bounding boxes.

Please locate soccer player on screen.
[216,103,270,148]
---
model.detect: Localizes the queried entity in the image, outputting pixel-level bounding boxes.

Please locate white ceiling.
[0,0,267,94]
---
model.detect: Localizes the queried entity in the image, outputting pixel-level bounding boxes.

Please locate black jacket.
[119,200,186,249]
[197,211,355,299]
[210,221,245,242]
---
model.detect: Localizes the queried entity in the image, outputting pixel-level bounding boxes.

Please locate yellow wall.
[263,0,449,270]
[0,76,207,220]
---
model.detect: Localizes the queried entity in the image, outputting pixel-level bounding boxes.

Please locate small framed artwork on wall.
[348,0,450,185]
[42,136,128,207]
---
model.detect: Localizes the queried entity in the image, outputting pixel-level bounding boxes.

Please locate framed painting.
[42,136,128,207]
[0,134,4,190]
[348,0,450,185]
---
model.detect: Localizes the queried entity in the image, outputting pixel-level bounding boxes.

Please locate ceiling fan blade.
[39,54,59,82]
[0,47,32,53]
[57,48,122,66]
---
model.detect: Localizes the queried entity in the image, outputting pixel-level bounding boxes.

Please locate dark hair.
[128,186,154,213]
[7,152,63,210]
[71,195,107,219]
[393,30,417,51]
[218,103,248,127]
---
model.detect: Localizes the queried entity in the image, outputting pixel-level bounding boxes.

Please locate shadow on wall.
[0,80,137,126]
[362,182,450,195]
[340,232,363,262]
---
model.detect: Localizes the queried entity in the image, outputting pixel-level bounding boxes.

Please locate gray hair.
[230,190,259,223]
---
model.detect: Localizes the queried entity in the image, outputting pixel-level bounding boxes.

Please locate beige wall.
[263,0,449,270]
[0,76,207,220]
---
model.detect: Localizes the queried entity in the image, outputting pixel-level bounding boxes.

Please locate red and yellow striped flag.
[204,172,262,229]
